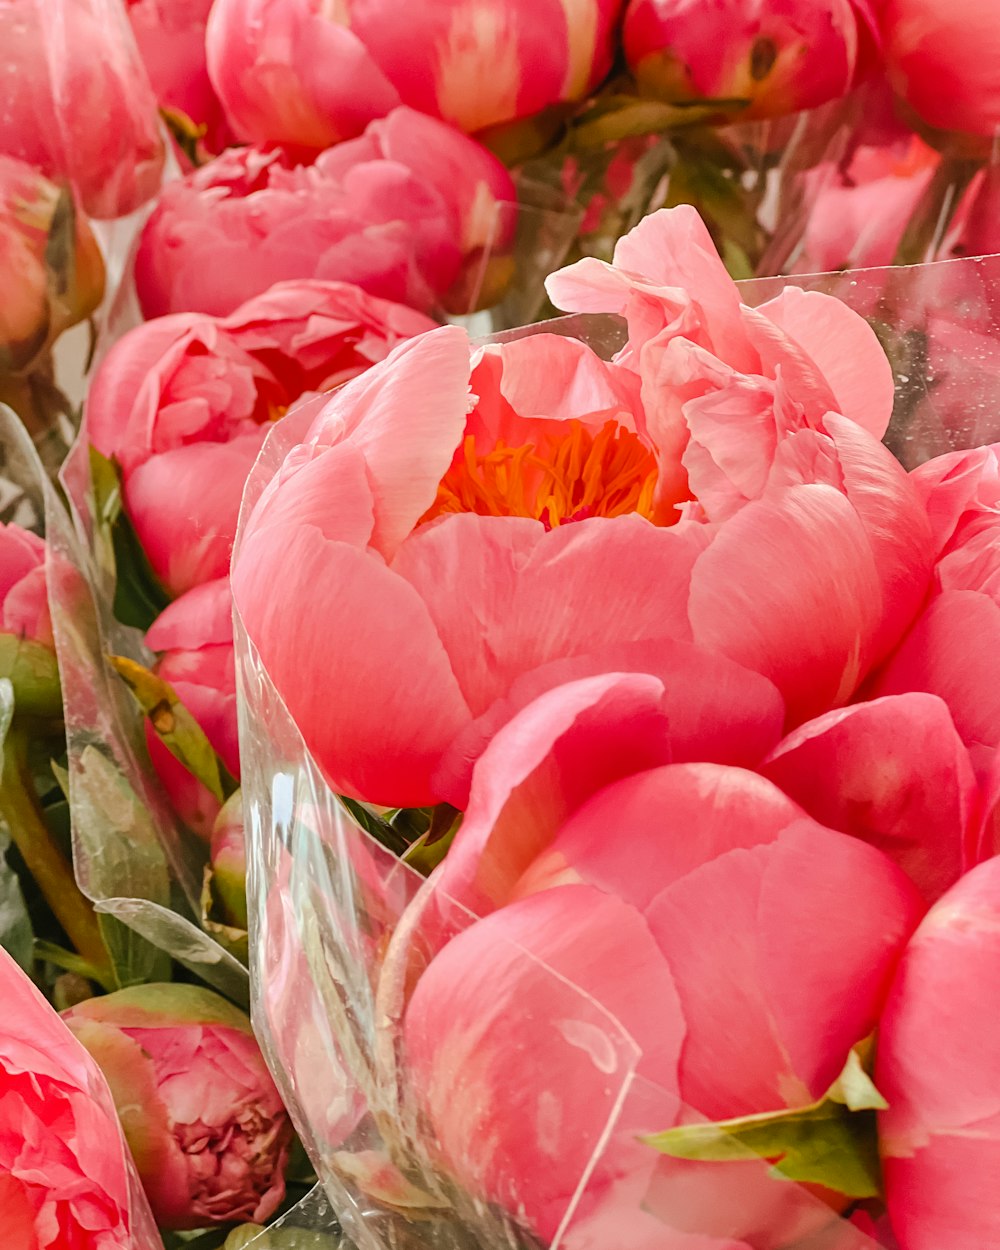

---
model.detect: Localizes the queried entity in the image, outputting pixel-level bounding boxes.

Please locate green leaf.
[644,1046,886,1199]
[89,447,172,631]
[35,939,112,987]
[0,635,62,719]
[108,654,232,803]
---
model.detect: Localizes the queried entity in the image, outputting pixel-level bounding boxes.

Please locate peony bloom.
[144,579,238,840]
[624,0,881,122]
[126,0,235,155]
[87,278,432,596]
[399,674,924,1246]
[134,109,516,320]
[876,856,1000,1250]
[206,0,624,147]
[0,521,61,716]
[0,155,105,372]
[210,789,247,930]
[0,0,164,219]
[233,206,932,809]
[880,0,1000,144]
[64,982,292,1230]
[0,945,155,1249]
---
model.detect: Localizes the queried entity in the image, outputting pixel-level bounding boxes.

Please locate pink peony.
[0,521,52,648]
[876,856,1000,1249]
[0,0,164,219]
[881,0,1000,144]
[144,579,238,840]
[64,982,292,1231]
[134,109,516,320]
[210,790,247,929]
[0,155,105,370]
[87,277,432,596]
[0,945,154,1250]
[624,0,881,121]
[206,0,624,147]
[400,674,923,1246]
[233,206,932,809]
[126,0,235,155]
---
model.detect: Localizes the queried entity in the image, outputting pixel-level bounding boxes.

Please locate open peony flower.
[206,0,624,147]
[144,578,238,839]
[398,673,924,1247]
[134,109,516,320]
[624,0,881,121]
[0,945,155,1249]
[0,0,164,219]
[87,277,432,596]
[64,982,292,1230]
[877,856,1000,1250]
[233,206,932,809]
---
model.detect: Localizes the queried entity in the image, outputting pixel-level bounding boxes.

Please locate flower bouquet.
[228,206,1000,1249]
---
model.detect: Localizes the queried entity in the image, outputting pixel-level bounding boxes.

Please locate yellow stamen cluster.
[423,419,659,529]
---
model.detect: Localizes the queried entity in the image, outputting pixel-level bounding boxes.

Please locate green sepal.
[108,654,235,804]
[0,634,61,719]
[643,1044,886,1199]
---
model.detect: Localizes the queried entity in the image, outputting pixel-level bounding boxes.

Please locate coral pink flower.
[144,579,238,839]
[877,856,1000,1250]
[0,945,156,1250]
[206,0,624,146]
[65,982,291,1230]
[881,0,1000,143]
[624,0,881,121]
[233,207,931,809]
[87,278,431,596]
[0,0,164,219]
[401,674,923,1246]
[126,0,235,155]
[134,109,516,320]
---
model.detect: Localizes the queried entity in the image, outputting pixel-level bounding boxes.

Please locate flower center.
[423,419,659,530]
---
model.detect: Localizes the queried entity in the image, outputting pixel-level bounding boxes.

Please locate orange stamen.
[422,419,660,529]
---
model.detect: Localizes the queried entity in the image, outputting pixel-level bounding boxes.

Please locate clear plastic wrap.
[0,404,249,1003]
[234,252,1000,1249]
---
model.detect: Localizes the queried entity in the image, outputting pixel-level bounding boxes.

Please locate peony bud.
[0,521,60,717]
[64,983,292,1230]
[210,789,248,931]
[206,0,624,148]
[624,0,881,121]
[881,0,1000,146]
[0,155,104,373]
[0,0,165,219]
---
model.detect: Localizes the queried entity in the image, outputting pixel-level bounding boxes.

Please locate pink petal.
[232,524,471,806]
[404,884,684,1244]
[433,673,676,917]
[303,325,471,561]
[754,287,895,439]
[761,693,977,901]
[146,578,234,652]
[393,512,706,718]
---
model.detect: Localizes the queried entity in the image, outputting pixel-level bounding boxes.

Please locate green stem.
[0,727,111,981]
